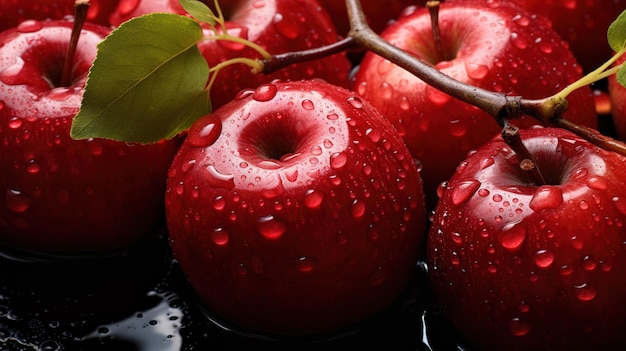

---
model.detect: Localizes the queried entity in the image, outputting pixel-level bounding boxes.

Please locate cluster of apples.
[1,0,626,350]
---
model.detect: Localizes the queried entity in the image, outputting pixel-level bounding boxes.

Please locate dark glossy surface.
[0,227,469,351]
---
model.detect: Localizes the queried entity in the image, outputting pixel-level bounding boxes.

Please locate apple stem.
[427,1,446,62]
[61,0,90,87]
[501,123,547,186]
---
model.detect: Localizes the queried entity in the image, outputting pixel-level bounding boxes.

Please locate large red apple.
[351,0,598,209]
[109,0,352,110]
[428,125,626,350]
[165,79,426,336]
[0,19,180,253]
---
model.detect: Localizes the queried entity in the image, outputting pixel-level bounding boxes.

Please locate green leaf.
[71,13,211,144]
[178,0,217,25]
[617,65,626,88]
[608,9,626,53]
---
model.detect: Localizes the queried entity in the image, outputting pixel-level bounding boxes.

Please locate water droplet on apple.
[351,199,366,218]
[426,85,451,105]
[510,32,528,49]
[301,99,314,110]
[252,0,266,9]
[529,186,563,212]
[210,228,229,246]
[533,249,555,268]
[16,19,43,33]
[612,196,626,216]
[465,61,489,80]
[509,318,532,336]
[380,82,393,99]
[25,159,40,174]
[213,196,226,211]
[303,189,324,209]
[273,13,299,39]
[573,283,597,301]
[6,189,31,213]
[85,139,104,156]
[377,59,395,75]
[252,83,278,102]
[399,96,411,111]
[450,180,481,205]
[512,14,530,27]
[330,152,348,169]
[347,96,363,109]
[326,113,339,120]
[536,38,554,54]
[206,165,235,189]
[7,117,23,129]
[256,215,287,240]
[582,256,597,271]
[563,0,577,10]
[0,58,26,85]
[498,220,527,250]
[586,176,608,190]
[188,115,222,147]
[293,256,318,272]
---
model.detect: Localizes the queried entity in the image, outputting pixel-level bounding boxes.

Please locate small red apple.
[0,18,180,253]
[0,0,122,32]
[428,125,626,350]
[351,0,598,209]
[165,79,426,336]
[109,0,352,110]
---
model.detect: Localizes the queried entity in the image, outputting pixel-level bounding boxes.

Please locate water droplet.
[16,19,43,33]
[256,215,287,240]
[252,83,278,102]
[206,165,235,189]
[25,159,40,174]
[377,59,395,75]
[330,152,348,169]
[426,85,451,105]
[366,128,382,143]
[213,196,226,210]
[529,186,563,212]
[451,180,481,205]
[293,256,318,272]
[586,176,608,190]
[465,61,489,80]
[301,99,314,110]
[273,13,299,39]
[512,14,530,27]
[498,220,527,250]
[510,32,528,49]
[7,117,23,129]
[0,58,26,85]
[210,228,229,246]
[533,249,555,268]
[574,283,597,301]
[347,96,363,109]
[509,317,532,336]
[351,199,366,219]
[612,197,626,216]
[303,189,324,209]
[6,189,31,213]
[188,115,222,147]
[327,113,339,120]
[582,256,596,271]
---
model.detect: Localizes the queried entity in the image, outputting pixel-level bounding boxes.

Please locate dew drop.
[509,318,532,336]
[498,220,527,250]
[377,59,395,75]
[529,186,563,212]
[351,199,366,219]
[7,117,23,129]
[210,228,229,246]
[0,58,25,85]
[510,32,528,49]
[365,127,382,143]
[25,159,40,174]
[303,189,324,209]
[533,249,555,268]
[574,283,597,302]
[426,85,451,105]
[326,113,339,120]
[252,83,278,102]
[256,215,287,240]
[293,256,318,272]
[188,115,222,147]
[347,96,364,109]
[6,189,31,213]
[451,180,481,205]
[273,13,299,39]
[301,99,314,110]
[330,152,348,169]
[586,176,608,190]
[213,196,226,210]
[612,196,626,216]
[16,19,43,33]
[465,61,489,80]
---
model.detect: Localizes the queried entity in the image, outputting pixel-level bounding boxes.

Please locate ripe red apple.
[165,79,426,336]
[0,0,122,32]
[608,53,626,140]
[109,0,352,110]
[350,0,598,209]
[0,19,180,253]
[427,125,626,350]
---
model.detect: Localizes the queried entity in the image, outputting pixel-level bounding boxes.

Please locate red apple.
[0,0,122,31]
[428,125,626,350]
[165,79,426,336]
[109,0,352,110]
[0,18,180,253]
[350,0,598,209]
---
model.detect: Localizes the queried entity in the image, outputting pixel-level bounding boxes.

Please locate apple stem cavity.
[61,0,90,88]
[501,123,547,185]
[426,1,446,62]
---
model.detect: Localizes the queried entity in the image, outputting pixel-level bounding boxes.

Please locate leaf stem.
[62,0,90,87]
